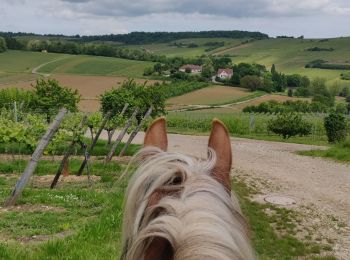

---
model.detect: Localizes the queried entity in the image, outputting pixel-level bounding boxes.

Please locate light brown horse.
[121,118,254,260]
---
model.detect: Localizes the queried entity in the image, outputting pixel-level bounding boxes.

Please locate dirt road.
[104,131,350,258]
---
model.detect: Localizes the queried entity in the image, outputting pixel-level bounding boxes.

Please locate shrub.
[324,112,348,143]
[240,75,263,91]
[267,113,312,139]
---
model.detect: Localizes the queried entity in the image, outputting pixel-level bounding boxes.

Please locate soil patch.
[0,204,66,213]
[32,175,101,187]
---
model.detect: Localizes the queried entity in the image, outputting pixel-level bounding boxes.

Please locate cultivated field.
[166,85,252,105]
[125,38,244,57]
[211,37,350,84]
[0,75,158,112]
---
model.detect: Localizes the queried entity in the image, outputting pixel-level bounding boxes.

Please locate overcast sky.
[1,0,350,38]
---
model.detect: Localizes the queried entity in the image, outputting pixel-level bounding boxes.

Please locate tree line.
[0,30,268,45]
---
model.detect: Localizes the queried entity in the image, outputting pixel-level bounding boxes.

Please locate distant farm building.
[179,64,202,74]
[217,68,233,79]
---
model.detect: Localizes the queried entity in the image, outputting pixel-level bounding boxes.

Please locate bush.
[324,113,348,143]
[240,75,263,91]
[267,113,312,139]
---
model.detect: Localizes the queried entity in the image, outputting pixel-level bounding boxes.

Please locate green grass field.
[37,55,154,77]
[0,51,154,82]
[0,157,335,259]
[125,38,244,58]
[211,37,350,85]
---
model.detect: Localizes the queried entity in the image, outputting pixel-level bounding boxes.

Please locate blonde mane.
[121,147,255,260]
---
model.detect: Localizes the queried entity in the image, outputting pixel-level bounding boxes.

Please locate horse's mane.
[121,146,255,260]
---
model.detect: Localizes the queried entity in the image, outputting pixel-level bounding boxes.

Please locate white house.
[179,64,202,74]
[217,68,233,79]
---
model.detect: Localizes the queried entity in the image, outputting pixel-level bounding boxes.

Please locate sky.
[1,0,350,38]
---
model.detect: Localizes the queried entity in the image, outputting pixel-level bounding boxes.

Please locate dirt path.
[212,43,251,55]
[102,131,350,258]
[31,56,70,77]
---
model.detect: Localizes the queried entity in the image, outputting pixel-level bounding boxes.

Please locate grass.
[0,51,154,82]
[38,55,154,78]
[0,138,140,157]
[232,177,335,259]
[297,138,350,163]
[0,156,335,259]
[0,157,126,259]
[167,111,328,145]
[211,37,350,85]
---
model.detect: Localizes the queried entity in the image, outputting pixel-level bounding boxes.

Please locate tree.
[0,37,7,53]
[201,61,215,80]
[100,79,166,124]
[240,75,263,91]
[268,113,312,139]
[324,112,348,143]
[154,63,162,75]
[346,95,350,113]
[30,79,80,122]
[339,86,350,97]
[286,74,303,88]
[262,73,274,93]
[271,64,276,75]
[311,78,335,107]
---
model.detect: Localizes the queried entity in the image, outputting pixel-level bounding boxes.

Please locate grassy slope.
[0,51,154,81]
[38,55,154,78]
[212,37,350,85]
[0,51,63,84]
[125,37,350,83]
[125,38,244,58]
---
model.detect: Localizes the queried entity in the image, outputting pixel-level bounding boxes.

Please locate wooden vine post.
[105,108,139,163]
[107,103,129,144]
[77,111,111,176]
[119,106,153,157]
[4,108,68,207]
[50,115,87,189]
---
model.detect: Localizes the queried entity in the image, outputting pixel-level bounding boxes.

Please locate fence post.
[13,101,18,122]
[119,106,153,157]
[105,108,139,163]
[50,115,87,189]
[77,112,111,176]
[4,108,68,206]
[107,103,129,144]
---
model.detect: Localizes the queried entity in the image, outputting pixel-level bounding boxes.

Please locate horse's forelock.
[121,147,254,260]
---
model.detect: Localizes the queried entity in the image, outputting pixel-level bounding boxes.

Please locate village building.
[217,68,233,79]
[179,64,202,74]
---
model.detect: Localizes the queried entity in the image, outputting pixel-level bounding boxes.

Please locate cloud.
[56,0,349,17]
[0,0,349,37]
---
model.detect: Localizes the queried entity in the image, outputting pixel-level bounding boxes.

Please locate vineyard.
[167,111,331,144]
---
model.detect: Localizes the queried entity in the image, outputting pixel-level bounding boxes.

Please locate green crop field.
[0,51,154,82]
[125,38,244,57]
[211,37,350,84]
[37,55,154,77]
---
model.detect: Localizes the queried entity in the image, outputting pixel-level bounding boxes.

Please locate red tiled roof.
[180,64,202,70]
[217,68,233,75]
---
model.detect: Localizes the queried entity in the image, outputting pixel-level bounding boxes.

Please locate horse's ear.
[208,119,232,192]
[144,117,168,151]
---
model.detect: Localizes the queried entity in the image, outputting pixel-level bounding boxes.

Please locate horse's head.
[122,118,254,260]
